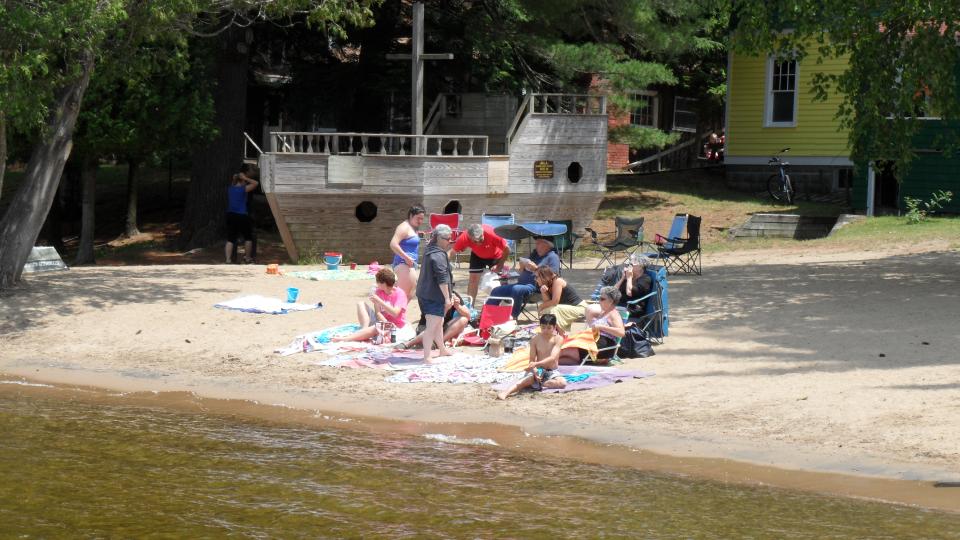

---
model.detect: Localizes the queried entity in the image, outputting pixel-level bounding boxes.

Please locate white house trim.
[763,56,800,128]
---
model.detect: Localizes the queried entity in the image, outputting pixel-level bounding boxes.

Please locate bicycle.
[767,147,795,204]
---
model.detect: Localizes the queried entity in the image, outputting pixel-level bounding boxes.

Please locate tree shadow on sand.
[0,266,228,335]
[562,250,960,375]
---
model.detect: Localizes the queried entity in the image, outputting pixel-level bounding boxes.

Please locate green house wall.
[852,120,960,213]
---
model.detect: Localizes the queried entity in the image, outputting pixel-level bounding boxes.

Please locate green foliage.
[609,124,680,149]
[732,1,960,181]
[904,190,953,224]
[0,0,383,144]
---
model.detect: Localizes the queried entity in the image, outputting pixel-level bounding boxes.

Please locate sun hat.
[533,235,555,247]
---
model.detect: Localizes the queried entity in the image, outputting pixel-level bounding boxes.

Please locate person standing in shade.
[390,205,425,300]
[417,224,455,363]
[224,163,258,264]
[452,223,510,302]
[488,236,560,318]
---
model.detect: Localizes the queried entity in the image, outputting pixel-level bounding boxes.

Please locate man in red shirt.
[452,223,511,301]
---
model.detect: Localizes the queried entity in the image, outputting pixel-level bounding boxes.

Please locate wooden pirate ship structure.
[257,4,608,263]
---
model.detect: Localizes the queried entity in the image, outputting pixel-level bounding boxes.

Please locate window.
[673,97,698,132]
[567,162,583,183]
[836,168,854,191]
[355,201,378,222]
[630,92,658,127]
[443,200,462,214]
[765,57,798,126]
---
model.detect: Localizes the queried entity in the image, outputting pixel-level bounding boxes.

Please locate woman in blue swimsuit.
[390,205,425,299]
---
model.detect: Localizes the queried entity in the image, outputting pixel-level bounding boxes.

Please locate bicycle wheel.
[783,174,795,204]
[767,174,788,202]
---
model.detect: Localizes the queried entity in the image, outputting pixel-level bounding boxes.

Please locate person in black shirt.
[617,255,653,316]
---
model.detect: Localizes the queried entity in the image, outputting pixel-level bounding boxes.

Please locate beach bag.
[618,325,655,359]
[478,270,500,293]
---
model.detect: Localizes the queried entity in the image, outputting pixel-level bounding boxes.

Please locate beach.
[2,241,959,496]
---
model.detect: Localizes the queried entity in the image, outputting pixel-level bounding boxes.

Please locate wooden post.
[412,2,424,153]
[385,1,452,155]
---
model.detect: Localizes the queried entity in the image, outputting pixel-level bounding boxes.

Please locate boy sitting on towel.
[497,314,566,399]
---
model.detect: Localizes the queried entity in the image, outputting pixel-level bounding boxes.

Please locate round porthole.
[355,201,378,222]
[567,162,583,183]
[443,200,462,214]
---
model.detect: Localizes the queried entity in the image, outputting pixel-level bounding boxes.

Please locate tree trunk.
[40,178,65,252]
[0,112,6,204]
[74,158,97,265]
[0,51,95,290]
[180,26,250,249]
[124,158,140,237]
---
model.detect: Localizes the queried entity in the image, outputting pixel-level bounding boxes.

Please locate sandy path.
[2,242,958,481]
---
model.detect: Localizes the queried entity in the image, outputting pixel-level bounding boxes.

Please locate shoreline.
[3,364,959,513]
[3,245,959,513]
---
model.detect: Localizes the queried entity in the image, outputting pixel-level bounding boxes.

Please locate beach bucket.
[266,264,279,275]
[324,252,342,271]
[286,287,300,303]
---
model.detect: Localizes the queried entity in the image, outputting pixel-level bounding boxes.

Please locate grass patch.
[588,170,959,256]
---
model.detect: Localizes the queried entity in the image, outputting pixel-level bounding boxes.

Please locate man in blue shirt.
[488,236,561,318]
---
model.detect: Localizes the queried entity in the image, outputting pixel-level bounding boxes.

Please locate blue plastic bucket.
[286,287,300,303]
[324,252,342,271]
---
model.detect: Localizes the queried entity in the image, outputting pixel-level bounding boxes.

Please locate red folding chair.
[455,296,514,345]
[428,213,461,237]
[428,212,462,266]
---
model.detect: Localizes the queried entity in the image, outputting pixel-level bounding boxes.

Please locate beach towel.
[216,295,321,315]
[499,329,601,372]
[288,270,370,281]
[385,354,518,384]
[274,324,363,356]
[491,366,654,394]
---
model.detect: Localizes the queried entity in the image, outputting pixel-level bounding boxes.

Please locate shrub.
[904,190,953,224]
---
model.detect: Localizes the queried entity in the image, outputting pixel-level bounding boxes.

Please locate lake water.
[2,382,959,538]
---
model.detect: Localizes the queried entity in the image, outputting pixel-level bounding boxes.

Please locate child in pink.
[332,268,415,343]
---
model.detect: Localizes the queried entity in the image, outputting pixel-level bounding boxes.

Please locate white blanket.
[215,295,321,315]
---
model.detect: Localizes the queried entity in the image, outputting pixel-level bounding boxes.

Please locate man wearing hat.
[488,235,560,318]
[452,223,511,301]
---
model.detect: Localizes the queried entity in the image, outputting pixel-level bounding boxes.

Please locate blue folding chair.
[643,214,688,264]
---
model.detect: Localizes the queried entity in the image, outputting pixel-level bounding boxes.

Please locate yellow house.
[725,49,854,194]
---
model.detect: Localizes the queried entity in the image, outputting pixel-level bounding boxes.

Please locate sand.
[2,241,959,487]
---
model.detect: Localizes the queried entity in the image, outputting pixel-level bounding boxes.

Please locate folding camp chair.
[630,265,668,343]
[481,213,516,264]
[654,215,701,275]
[547,219,582,269]
[642,213,687,260]
[584,216,645,269]
[429,212,462,266]
[518,292,541,323]
[456,296,515,345]
[581,310,625,366]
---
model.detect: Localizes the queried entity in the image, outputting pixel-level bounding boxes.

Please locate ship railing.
[529,93,606,115]
[505,93,606,153]
[242,132,263,164]
[269,132,489,157]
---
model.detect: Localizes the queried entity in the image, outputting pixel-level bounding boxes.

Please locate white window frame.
[764,56,799,127]
[629,91,659,128]
[672,96,698,132]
